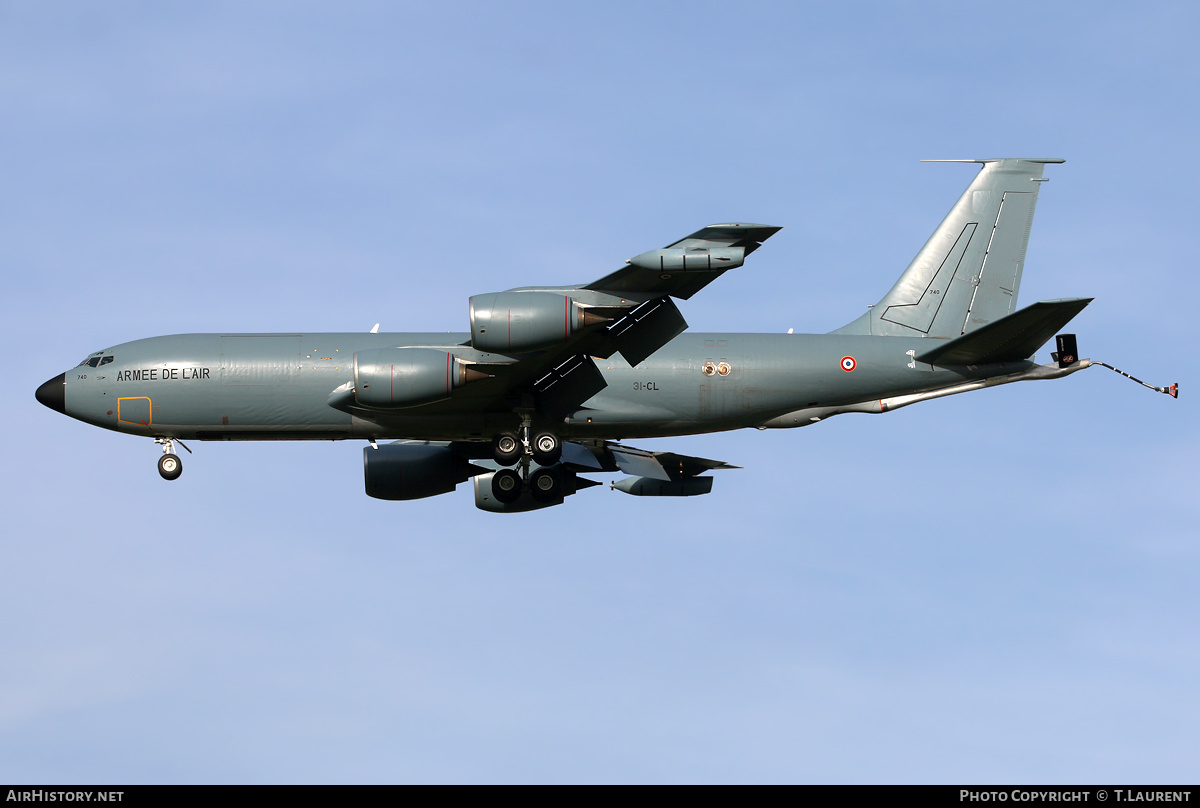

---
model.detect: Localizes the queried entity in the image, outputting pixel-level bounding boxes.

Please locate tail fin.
[833,158,1064,338]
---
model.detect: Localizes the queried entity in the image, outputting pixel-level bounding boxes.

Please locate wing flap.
[608,444,739,482]
[535,354,608,422]
[560,441,606,471]
[603,296,689,367]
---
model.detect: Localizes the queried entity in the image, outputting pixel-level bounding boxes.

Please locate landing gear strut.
[154,437,191,481]
[490,411,564,497]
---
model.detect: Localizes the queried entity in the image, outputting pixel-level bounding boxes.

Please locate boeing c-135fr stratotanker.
[35,159,1177,512]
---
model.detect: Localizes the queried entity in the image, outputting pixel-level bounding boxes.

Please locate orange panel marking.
[116,396,152,427]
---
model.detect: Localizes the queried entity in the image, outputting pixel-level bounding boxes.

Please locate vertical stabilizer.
[833,158,1063,338]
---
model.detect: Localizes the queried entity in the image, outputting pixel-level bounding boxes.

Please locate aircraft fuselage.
[48,330,1018,442]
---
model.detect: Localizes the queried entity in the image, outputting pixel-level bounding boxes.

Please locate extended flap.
[608,444,739,482]
[605,297,688,367]
[535,354,608,422]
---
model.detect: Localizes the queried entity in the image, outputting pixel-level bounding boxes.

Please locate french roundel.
[840,356,857,372]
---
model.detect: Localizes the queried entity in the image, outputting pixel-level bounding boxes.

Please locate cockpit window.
[77,352,112,368]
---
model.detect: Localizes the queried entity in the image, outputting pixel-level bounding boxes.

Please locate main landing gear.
[154,437,191,481]
[532,431,562,466]
[489,413,564,503]
[491,468,522,503]
[490,465,564,504]
[492,433,522,466]
[491,429,562,466]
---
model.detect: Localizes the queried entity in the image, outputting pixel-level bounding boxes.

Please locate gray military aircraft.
[35,158,1176,512]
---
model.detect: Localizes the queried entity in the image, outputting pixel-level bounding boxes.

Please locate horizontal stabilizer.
[916,297,1092,366]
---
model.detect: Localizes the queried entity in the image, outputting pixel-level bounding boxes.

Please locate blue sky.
[2,1,1197,783]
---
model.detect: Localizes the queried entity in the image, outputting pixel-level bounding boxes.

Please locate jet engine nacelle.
[364,442,477,501]
[353,347,484,408]
[469,291,605,353]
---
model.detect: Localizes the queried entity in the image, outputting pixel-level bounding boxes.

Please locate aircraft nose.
[35,373,66,414]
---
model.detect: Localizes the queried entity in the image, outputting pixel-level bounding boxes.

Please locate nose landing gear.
[154,437,191,481]
[157,453,182,481]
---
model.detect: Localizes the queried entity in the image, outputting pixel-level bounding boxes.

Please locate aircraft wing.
[463,224,781,414]
[577,440,738,498]
[604,443,740,482]
[586,223,783,300]
[467,439,735,481]
[502,223,783,413]
[334,223,781,425]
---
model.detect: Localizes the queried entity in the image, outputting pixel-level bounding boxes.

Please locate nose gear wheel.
[153,437,190,481]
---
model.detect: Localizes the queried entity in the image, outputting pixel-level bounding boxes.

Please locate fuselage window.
[86,357,102,368]
[99,356,114,366]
